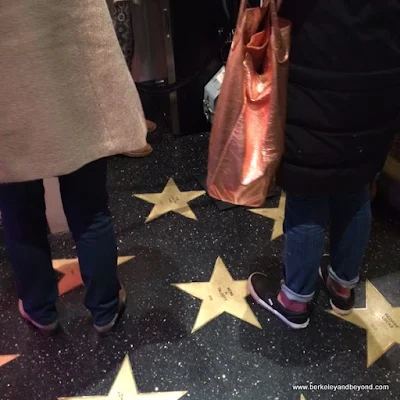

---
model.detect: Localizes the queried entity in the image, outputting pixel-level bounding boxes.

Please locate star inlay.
[249,192,286,240]
[58,355,187,399]
[0,354,19,368]
[53,256,134,296]
[173,257,261,333]
[133,178,205,223]
[329,280,400,367]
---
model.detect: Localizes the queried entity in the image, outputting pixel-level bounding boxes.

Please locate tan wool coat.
[0,0,146,184]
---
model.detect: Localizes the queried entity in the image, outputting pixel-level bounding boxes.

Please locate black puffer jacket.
[276,0,400,195]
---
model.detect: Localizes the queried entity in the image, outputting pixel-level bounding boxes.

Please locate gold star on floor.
[172,257,261,333]
[133,178,205,223]
[0,354,19,367]
[249,192,286,240]
[329,280,400,367]
[58,355,187,399]
[53,256,134,296]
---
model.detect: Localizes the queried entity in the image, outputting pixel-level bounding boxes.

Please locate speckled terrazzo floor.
[0,129,399,400]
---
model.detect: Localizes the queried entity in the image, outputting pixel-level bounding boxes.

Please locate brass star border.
[53,256,134,296]
[173,257,261,333]
[329,280,400,367]
[0,355,19,368]
[249,192,286,240]
[58,355,187,399]
[133,178,205,223]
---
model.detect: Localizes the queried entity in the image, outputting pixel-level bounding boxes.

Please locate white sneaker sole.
[330,299,353,316]
[248,274,309,330]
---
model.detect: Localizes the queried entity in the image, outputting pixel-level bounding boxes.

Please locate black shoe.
[94,288,127,335]
[248,273,310,329]
[319,266,355,315]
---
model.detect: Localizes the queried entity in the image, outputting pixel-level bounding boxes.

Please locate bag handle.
[269,0,289,63]
[237,0,272,26]
[236,0,289,63]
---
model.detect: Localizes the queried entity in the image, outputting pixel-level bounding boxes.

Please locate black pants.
[0,159,120,326]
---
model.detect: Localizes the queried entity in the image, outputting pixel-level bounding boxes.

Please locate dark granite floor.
[1,129,400,400]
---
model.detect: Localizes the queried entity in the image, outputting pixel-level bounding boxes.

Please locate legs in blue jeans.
[59,159,120,326]
[282,186,371,303]
[0,159,120,326]
[329,188,371,288]
[0,180,58,325]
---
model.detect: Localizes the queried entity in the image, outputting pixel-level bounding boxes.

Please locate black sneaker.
[248,273,310,329]
[319,266,355,315]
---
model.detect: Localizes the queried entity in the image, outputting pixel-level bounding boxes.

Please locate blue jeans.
[281,186,371,303]
[0,159,120,326]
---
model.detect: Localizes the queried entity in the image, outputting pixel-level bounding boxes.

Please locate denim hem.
[328,266,359,289]
[281,284,314,303]
[22,301,58,326]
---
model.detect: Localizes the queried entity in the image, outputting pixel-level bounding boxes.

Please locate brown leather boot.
[146,120,157,134]
[123,143,153,158]
[122,120,155,158]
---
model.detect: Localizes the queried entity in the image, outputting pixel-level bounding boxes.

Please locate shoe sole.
[122,145,154,158]
[18,300,59,336]
[122,147,153,158]
[94,289,127,335]
[329,299,353,316]
[319,268,353,316]
[248,274,309,330]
